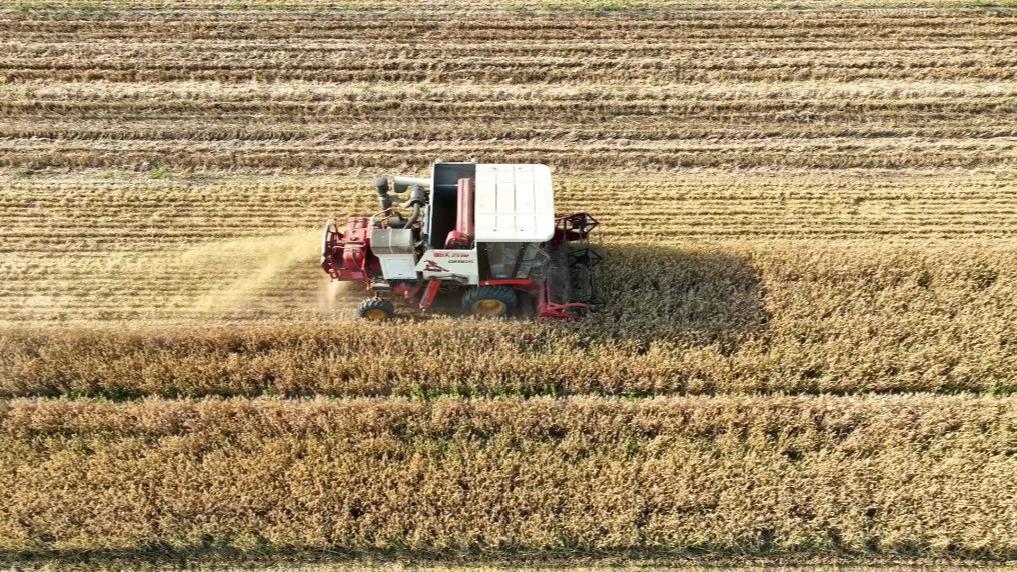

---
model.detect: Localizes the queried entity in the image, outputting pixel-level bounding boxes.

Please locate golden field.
[0,0,1015,566]
[0,396,1013,557]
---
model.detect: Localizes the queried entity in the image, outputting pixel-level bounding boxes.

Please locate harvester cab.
[322,160,602,320]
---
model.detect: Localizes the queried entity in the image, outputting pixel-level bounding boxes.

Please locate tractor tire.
[462,286,517,317]
[358,298,395,321]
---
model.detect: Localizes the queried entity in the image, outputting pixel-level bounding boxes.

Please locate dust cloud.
[183,229,325,317]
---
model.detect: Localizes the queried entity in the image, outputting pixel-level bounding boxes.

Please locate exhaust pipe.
[374,177,393,210]
[373,174,429,228]
[389,184,426,229]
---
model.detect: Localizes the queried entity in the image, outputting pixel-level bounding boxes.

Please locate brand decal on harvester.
[415,248,480,283]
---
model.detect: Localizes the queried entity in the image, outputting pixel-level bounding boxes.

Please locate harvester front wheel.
[463,286,517,318]
[358,298,395,321]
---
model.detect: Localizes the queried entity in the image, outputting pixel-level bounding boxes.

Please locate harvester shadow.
[407,243,769,347]
[571,243,770,346]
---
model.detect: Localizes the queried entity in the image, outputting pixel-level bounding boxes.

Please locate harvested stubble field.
[0,0,1016,567]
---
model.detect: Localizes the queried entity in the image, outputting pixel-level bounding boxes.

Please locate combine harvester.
[322,161,602,319]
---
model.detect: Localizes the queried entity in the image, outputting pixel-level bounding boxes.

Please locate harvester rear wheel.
[358,298,395,321]
[463,286,517,317]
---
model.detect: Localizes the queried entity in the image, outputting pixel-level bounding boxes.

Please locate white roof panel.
[473,163,555,242]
